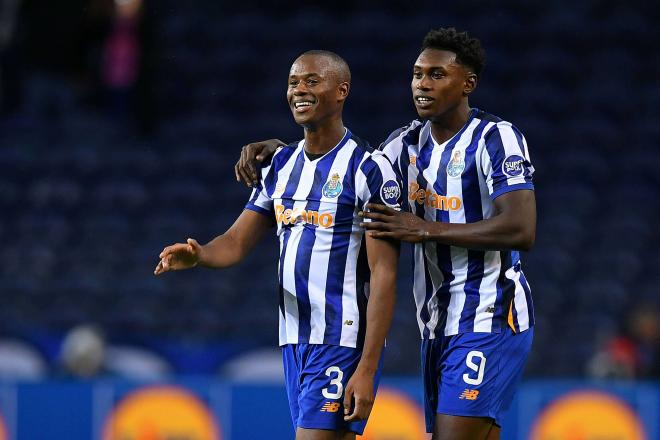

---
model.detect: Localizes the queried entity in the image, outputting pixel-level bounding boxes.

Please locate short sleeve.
[244,182,273,217]
[481,122,535,200]
[355,152,402,211]
[244,156,275,217]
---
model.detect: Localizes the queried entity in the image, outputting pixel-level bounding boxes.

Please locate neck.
[430,100,472,145]
[303,118,346,155]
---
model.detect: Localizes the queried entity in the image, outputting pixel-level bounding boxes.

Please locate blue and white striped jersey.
[379,108,535,339]
[245,129,401,348]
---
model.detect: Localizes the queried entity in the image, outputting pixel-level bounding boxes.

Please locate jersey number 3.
[322,366,344,399]
[463,351,486,386]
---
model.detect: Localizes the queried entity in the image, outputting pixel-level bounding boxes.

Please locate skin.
[233,47,536,440]
[157,53,399,440]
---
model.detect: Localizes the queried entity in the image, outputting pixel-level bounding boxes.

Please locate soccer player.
[155,50,401,440]
[234,29,536,440]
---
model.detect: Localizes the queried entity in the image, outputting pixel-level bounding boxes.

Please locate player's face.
[411,49,472,121]
[287,55,345,127]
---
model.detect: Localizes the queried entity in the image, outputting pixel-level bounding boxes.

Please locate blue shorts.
[421,327,533,432]
[282,343,383,435]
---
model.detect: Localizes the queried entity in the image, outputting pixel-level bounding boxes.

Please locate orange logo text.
[408,183,462,211]
[275,205,334,228]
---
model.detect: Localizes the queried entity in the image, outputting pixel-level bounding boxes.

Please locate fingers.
[241,144,260,186]
[365,203,395,214]
[368,231,397,239]
[154,255,172,275]
[236,150,255,188]
[187,238,200,253]
[241,146,258,181]
[234,162,241,182]
[359,211,387,221]
[343,386,354,419]
[360,221,391,231]
[344,394,373,421]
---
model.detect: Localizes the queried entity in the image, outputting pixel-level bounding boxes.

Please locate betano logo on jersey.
[275,204,334,228]
[409,183,462,211]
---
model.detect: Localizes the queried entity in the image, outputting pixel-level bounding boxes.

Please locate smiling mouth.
[414,96,434,105]
[293,100,315,112]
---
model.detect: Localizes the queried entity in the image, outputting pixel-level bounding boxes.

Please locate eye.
[432,72,445,79]
[288,80,299,87]
[413,72,422,79]
[306,79,319,86]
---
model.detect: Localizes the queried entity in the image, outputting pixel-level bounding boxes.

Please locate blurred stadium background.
[0,0,658,438]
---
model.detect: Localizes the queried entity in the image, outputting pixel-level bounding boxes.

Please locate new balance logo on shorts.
[459,389,480,401]
[320,402,341,413]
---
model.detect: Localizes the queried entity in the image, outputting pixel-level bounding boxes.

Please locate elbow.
[515,228,535,252]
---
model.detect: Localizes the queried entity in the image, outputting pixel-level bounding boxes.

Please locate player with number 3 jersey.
[156,50,400,440]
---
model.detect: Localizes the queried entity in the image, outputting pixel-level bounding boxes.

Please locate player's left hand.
[343,368,375,422]
[359,203,429,243]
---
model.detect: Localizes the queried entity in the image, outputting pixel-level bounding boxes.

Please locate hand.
[154,238,204,275]
[343,368,375,422]
[234,139,285,188]
[359,203,430,243]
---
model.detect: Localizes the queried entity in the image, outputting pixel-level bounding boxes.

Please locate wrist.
[196,246,209,267]
[355,360,378,376]
[422,221,445,242]
[419,221,433,242]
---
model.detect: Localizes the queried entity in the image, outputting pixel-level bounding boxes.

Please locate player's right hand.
[154,238,203,275]
[234,139,285,188]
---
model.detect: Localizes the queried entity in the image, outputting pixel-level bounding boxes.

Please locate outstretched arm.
[360,189,536,251]
[154,209,272,274]
[234,139,286,187]
[343,235,399,421]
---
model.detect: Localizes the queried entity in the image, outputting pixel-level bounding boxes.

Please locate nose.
[415,75,432,91]
[292,82,309,95]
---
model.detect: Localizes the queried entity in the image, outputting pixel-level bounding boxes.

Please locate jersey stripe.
[378,109,535,338]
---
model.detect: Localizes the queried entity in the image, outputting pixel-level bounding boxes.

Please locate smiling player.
[234,29,536,440]
[156,50,401,440]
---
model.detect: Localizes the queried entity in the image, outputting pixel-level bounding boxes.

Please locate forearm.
[425,213,534,251]
[198,232,248,269]
[357,268,397,374]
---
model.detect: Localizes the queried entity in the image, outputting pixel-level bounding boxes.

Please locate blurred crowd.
[0,0,154,131]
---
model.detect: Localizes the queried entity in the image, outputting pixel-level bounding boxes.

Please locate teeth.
[295,102,313,108]
[416,97,432,103]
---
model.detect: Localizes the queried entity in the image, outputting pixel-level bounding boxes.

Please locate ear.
[463,73,477,96]
[337,81,350,102]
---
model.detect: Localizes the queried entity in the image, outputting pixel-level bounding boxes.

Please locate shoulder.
[477,111,526,142]
[359,150,397,177]
[268,140,301,168]
[348,132,374,155]
[378,119,426,163]
[380,119,425,148]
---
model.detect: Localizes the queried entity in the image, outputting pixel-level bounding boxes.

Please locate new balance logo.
[486,306,495,313]
[343,320,353,326]
[459,389,479,401]
[321,402,341,413]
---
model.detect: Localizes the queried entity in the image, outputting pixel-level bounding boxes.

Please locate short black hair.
[298,50,351,83]
[421,28,486,77]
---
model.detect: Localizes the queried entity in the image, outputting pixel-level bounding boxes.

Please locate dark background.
[0,0,658,379]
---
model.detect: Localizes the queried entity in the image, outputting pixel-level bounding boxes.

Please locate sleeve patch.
[502,155,526,177]
[380,179,401,207]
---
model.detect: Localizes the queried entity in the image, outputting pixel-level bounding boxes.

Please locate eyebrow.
[413,65,449,71]
[288,73,323,79]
